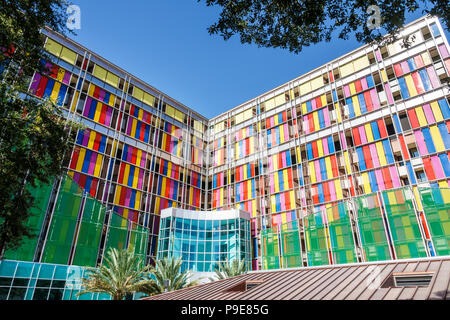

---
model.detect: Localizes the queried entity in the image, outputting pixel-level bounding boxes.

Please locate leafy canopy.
[147,256,199,295]
[77,248,156,300]
[210,258,247,281]
[199,0,450,53]
[0,0,80,255]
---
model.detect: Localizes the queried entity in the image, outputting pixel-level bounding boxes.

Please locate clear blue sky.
[68,1,449,119]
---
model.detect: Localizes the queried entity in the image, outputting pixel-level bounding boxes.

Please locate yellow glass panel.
[44,38,62,57]
[50,82,61,103]
[349,82,356,95]
[313,112,320,131]
[93,65,107,81]
[421,52,432,65]
[175,110,184,123]
[361,173,371,194]
[309,162,316,183]
[235,113,244,125]
[310,76,323,91]
[430,125,445,152]
[381,69,387,82]
[413,187,422,211]
[335,180,343,199]
[335,103,342,122]
[166,104,175,117]
[88,83,95,97]
[340,62,354,78]
[265,98,275,111]
[133,86,144,101]
[215,122,224,133]
[299,81,311,95]
[57,68,65,82]
[430,101,444,122]
[143,92,155,107]
[321,95,327,107]
[365,123,374,142]
[105,72,119,88]
[404,74,417,96]
[376,142,387,165]
[60,47,77,65]
[352,96,361,116]
[274,94,285,107]
[325,156,333,178]
[353,55,370,72]
[302,103,307,114]
[415,106,427,127]
[317,139,324,157]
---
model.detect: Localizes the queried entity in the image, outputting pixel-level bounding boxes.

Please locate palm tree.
[76,248,156,300]
[210,258,247,281]
[147,256,198,294]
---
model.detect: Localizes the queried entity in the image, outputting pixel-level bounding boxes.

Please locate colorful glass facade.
[1,15,449,283]
[208,16,450,269]
[262,186,450,269]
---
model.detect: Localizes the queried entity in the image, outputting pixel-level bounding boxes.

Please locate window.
[407,145,418,158]
[399,113,411,131]
[415,169,427,183]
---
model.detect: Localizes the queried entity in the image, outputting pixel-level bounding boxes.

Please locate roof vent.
[393,272,434,287]
[225,280,265,292]
[384,272,434,288]
[245,281,263,291]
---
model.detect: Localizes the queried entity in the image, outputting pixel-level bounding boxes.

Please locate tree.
[198,0,450,53]
[147,256,199,295]
[0,0,79,256]
[210,258,247,281]
[77,248,156,300]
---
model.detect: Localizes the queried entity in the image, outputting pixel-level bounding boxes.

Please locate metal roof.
[142,256,450,300]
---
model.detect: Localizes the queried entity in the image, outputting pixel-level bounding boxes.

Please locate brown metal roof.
[142,256,450,300]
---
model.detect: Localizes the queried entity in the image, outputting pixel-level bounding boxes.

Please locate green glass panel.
[261,230,280,270]
[420,188,450,256]
[41,176,82,265]
[128,222,149,262]
[326,203,357,264]
[3,181,53,261]
[71,195,105,267]
[382,188,427,259]
[279,220,302,268]
[356,193,391,262]
[304,211,329,266]
[104,213,128,254]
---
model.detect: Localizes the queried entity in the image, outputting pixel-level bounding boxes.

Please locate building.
[0,15,449,299]
[142,256,450,300]
[157,208,251,281]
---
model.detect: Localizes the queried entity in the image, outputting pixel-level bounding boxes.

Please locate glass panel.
[327,202,357,264]
[355,193,391,261]
[128,222,149,262]
[42,176,83,264]
[72,195,106,267]
[3,181,53,261]
[279,220,302,268]
[261,229,280,270]
[104,212,128,253]
[304,211,329,266]
[0,261,17,277]
[420,188,450,256]
[382,188,427,259]
[8,288,26,300]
